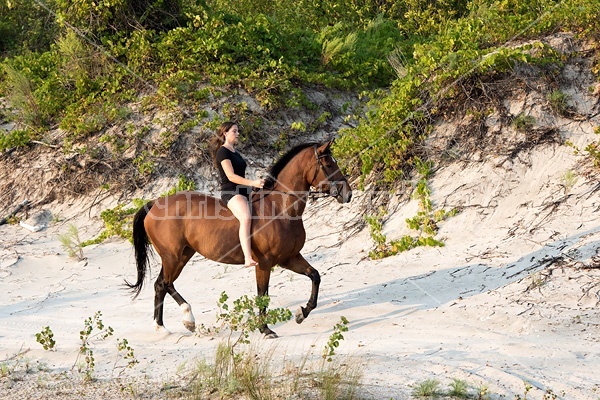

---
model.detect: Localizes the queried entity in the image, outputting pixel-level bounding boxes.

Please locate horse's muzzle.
[331,181,352,203]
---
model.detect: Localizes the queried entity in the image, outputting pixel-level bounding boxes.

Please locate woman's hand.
[252,178,265,188]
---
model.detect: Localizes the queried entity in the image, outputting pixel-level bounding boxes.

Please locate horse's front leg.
[280,253,320,324]
[255,264,278,338]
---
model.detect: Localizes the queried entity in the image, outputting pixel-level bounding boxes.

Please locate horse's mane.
[265,142,321,188]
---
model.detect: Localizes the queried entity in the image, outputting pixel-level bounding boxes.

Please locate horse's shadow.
[287,226,600,332]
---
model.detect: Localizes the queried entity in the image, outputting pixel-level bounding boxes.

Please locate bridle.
[308,144,341,199]
[252,145,344,202]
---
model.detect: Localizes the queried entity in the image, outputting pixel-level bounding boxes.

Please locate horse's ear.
[319,139,334,154]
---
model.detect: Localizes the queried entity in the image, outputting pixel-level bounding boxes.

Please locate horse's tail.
[126,200,154,299]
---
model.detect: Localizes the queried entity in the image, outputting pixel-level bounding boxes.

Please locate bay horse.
[127,141,352,337]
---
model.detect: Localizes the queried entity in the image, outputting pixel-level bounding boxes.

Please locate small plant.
[81,199,146,245]
[58,224,85,260]
[449,378,470,398]
[561,170,578,192]
[112,338,139,377]
[476,382,491,400]
[161,174,197,197]
[216,291,293,349]
[75,311,114,382]
[365,160,457,259]
[35,326,56,351]
[133,151,155,175]
[527,271,547,290]
[365,209,387,249]
[547,90,570,115]
[290,121,307,132]
[323,316,349,362]
[515,381,533,400]
[412,378,442,397]
[512,113,536,132]
[189,292,293,398]
[0,363,9,378]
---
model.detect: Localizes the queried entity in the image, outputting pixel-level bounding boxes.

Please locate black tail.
[126,200,154,299]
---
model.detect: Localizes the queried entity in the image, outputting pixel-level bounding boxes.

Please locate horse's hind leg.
[166,283,196,332]
[280,253,321,324]
[155,248,196,332]
[153,269,168,331]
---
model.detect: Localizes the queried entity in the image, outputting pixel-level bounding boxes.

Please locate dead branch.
[0,199,30,225]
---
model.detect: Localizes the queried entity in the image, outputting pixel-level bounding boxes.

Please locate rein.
[251,145,337,203]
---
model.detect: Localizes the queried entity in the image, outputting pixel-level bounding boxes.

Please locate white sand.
[1,144,599,399]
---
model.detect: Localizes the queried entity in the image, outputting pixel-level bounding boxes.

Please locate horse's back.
[145,191,242,262]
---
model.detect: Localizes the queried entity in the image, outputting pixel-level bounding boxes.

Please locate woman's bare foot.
[244,259,259,268]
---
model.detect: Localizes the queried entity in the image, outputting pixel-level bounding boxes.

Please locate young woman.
[211,121,264,267]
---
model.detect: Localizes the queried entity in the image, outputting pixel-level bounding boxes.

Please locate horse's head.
[309,141,352,203]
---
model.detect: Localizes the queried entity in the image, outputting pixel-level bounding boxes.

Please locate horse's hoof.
[154,322,171,334]
[183,320,196,332]
[264,332,278,339]
[295,307,305,324]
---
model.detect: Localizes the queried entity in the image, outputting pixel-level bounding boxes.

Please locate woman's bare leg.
[227,195,257,266]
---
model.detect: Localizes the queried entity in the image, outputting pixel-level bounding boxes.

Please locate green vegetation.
[323,316,349,362]
[412,378,443,397]
[34,312,138,382]
[547,89,571,116]
[365,159,457,258]
[2,1,599,259]
[35,326,56,351]
[80,202,143,246]
[512,113,536,132]
[189,292,360,399]
[58,224,85,260]
[76,311,115,381]
[2,0,596,162]
[216,291,293,348]
[567,126,600,167]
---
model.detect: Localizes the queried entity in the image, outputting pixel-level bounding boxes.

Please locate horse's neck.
[275,155,312,217]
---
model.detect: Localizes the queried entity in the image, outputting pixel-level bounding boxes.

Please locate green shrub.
[81,200,146,246]
[412,378,442,397]
[35,326,56,351]
[512,113,536,132]
[0,0,58,55]
[335,1,577,185]
[547,89,570,115]
[0,129,31,150]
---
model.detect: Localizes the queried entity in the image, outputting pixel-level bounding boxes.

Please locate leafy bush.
[1,0,598,189]
[53,0,184,38]
[512,113,536,132]
[0,129,30,151]
[318,16,403,86]
[0,0,58,55]
[81,201,145,246]
[335,0,586,185]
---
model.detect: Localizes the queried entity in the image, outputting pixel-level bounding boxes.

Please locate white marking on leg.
[180,303,196,332]
[154,320,171,334]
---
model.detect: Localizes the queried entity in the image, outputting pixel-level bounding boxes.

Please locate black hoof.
[260,326,278,338]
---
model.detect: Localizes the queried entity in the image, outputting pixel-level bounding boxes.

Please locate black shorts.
[220,185,250,205]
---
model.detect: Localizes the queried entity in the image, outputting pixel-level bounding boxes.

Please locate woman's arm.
[221,159,264,188]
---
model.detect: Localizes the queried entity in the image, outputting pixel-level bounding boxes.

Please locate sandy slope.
[1,136,599,399]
